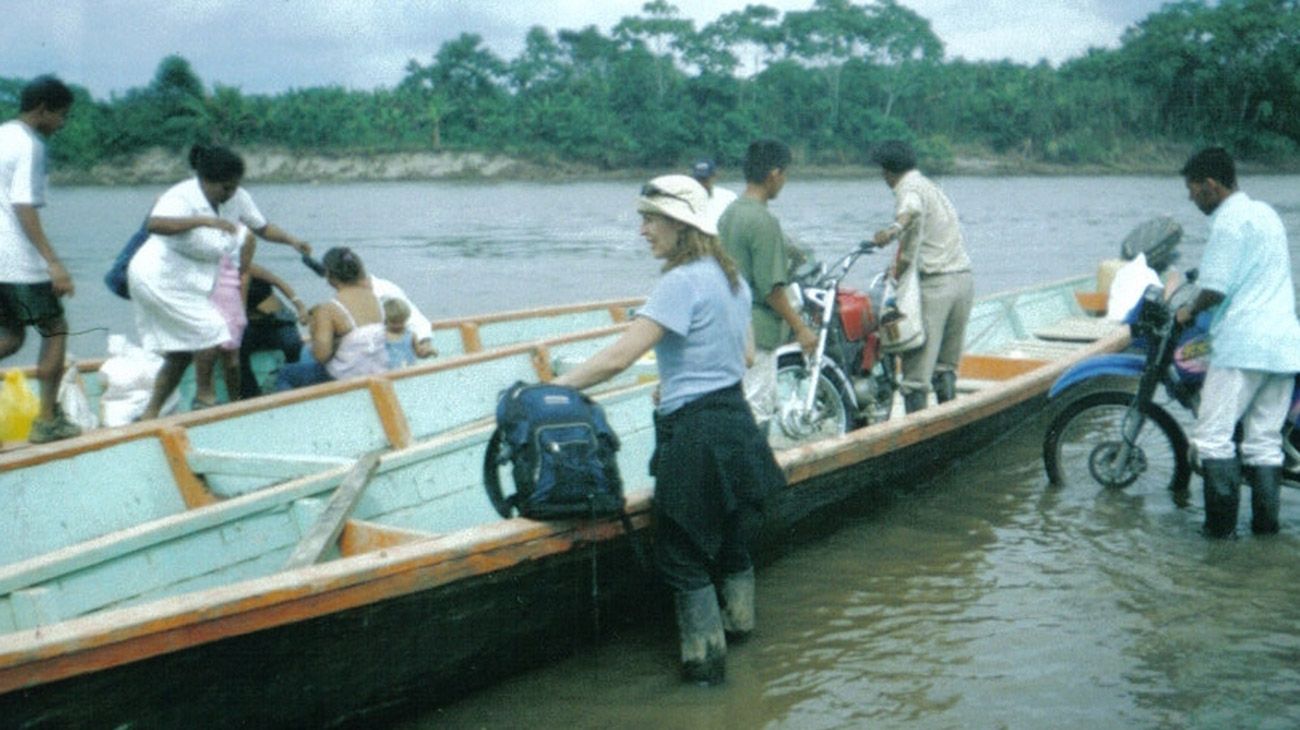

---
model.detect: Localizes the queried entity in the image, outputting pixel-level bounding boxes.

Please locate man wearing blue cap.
[691,158,737,232]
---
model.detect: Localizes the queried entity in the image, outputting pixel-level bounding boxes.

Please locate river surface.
[30,175,1300,727]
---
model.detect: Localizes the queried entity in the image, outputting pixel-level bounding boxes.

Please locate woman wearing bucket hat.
[555,174,785,686]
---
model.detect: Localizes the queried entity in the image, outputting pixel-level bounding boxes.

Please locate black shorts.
[0,282,65,327]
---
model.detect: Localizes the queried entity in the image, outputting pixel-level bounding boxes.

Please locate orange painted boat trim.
[958,354,1052,381]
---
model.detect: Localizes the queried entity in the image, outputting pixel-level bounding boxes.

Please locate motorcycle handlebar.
[793,240,885,288]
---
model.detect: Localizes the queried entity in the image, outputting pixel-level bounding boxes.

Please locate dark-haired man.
[718,139,817,428]
[870,139,973,413]
[1174,147,1300,538]
[0,75,80,443]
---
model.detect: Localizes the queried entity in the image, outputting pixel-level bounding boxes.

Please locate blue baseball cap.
[690,158,716,180]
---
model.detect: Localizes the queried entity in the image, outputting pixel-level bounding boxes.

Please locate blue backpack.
[484,381,624,519]
[104,219,150,300]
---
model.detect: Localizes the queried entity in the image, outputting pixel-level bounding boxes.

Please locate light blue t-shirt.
[1198,191,1300,372]
[386,335,417,370]
[638,258,752,415]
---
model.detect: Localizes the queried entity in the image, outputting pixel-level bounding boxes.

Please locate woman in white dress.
[127,144,310,419]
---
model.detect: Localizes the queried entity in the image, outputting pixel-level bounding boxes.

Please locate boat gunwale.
[427,297,643,329]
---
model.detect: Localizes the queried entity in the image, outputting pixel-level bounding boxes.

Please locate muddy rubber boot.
[719,567,756,643]
[1245,465,1281,535]
[1201,457,1241,539]
[903,390,928,414]
[931,371,957,404]
[674,586,726,686]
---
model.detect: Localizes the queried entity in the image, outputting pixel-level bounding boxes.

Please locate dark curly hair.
[322,247,366,284]
[1180,147,1236,189]
[869,140,917,175]
[20,75,74,113]
[189,143,246,183]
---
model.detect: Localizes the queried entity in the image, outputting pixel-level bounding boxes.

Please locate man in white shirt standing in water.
[1174,147,1300,539]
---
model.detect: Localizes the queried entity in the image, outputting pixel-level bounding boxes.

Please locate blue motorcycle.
[1042,276,1300,494]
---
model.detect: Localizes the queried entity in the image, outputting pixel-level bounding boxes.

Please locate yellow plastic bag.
[0,369,40,442]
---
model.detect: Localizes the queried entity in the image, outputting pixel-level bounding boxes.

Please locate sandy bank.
[51,146,1297,186]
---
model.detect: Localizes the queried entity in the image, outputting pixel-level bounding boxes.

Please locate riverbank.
[51,144,1300,186]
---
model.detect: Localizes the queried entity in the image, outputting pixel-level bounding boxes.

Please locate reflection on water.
[413,409,1300,729]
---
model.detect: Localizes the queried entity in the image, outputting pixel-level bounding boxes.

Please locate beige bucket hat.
[636,174,717,236]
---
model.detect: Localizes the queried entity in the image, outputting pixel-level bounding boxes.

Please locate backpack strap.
[616,509,649,571]
[482,428,517,518]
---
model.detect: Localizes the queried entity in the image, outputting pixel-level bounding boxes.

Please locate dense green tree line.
[2,0,1297,173]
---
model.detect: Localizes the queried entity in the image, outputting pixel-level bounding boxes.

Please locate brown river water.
[28,174,1300,727]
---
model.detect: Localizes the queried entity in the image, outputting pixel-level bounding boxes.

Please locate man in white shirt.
[0,75,80,443]
[691,158,738,233]
[870,140,974,413]
[1174,147,1300,538]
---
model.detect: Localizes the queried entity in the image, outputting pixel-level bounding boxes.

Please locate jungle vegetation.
[2,0,1297,173]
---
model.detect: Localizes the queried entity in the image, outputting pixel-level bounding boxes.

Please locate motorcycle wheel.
[771,363,853,449]
[1043,390,1191,493]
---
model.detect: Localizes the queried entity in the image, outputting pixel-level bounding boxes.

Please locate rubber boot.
[932,371,957,405]
[1200,457,1241,539]
[1244,465,1281,535]
[718,567,756,643]
[674,585,726,686]
[903,390,928,414]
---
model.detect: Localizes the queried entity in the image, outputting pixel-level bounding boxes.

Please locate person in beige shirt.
[870,140,974,413]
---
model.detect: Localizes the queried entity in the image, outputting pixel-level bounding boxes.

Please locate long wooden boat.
[0,276,1125,728]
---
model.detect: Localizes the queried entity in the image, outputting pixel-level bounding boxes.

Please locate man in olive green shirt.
[718,139,817,428]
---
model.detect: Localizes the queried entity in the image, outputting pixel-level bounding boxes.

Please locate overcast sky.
[5,0,1169,99]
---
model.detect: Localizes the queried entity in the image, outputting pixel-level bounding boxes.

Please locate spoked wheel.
[1043,390,1191,493]
[771,364,853,449]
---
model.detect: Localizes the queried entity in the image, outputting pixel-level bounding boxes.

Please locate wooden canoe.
[0,277,1124,728]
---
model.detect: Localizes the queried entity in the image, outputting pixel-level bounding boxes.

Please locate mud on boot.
[674,585,726,686]
[718,567,755,643]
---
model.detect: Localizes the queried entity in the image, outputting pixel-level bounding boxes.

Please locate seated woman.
[274,247,387,390]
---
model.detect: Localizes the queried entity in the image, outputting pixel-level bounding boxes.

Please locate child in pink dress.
[193,234,254,408]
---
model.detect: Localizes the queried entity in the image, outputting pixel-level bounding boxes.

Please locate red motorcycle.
[771,241,897,449]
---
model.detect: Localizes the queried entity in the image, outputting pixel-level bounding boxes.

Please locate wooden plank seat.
[1074,290,1108,316]
[955,353,1053,394]
[1033,316,1124,342]
[1000,338,1088,361]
